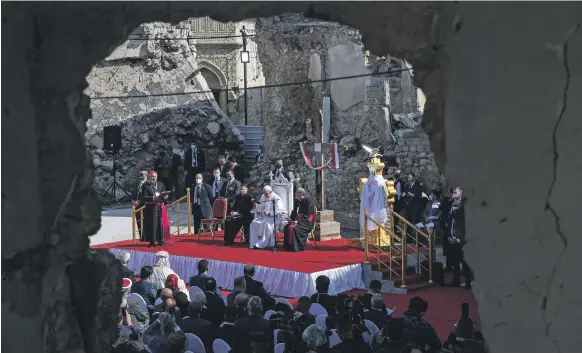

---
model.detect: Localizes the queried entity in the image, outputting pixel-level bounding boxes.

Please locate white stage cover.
[109,248,365,298]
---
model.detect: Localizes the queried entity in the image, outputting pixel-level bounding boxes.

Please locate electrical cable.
[90,67,411,100]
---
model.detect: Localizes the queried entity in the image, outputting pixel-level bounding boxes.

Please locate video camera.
[343,296,369,336]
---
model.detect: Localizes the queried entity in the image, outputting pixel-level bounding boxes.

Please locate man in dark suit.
[360,279,382,310]
[233,296,274,353]
[234,293,250,320]
[191,173,213,234]
[309,275,337,316]
[447,187,472,289]
[179,293,214,353]
[131,266,157,307]
[118,251,136,282]
[183,143,206,189]
[227,276,247,306]
[364,294,389,329]
[217,305,238,348]
[213,155,228,179]
[402,172,424,224]
[210,167,226,200]
[228,156,245,183]
[189,259,211,289]
[201,277,226,330]
[243,264,275,310]
[220,169,241,211]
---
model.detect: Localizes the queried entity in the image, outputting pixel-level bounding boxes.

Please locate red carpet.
[92,232,365,272]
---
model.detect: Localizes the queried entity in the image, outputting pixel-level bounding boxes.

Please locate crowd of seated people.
[114,252,486,353]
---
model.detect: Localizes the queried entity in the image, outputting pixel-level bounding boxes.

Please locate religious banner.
[190,144,198,167]
[299,142,340,171]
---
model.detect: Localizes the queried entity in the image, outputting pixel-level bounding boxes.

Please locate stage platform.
[92,231,366,298]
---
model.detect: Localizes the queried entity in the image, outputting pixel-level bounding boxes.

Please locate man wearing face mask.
[269,159,285,181]
[211,167,226,200]
[191,173,213,235]
[220,169,241,211]
[447,187,472,288]
[213,154,228,179]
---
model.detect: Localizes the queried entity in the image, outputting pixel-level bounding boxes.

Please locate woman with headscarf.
[151,251,177,291]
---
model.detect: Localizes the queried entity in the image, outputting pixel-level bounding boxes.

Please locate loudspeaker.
[103,125,122,152]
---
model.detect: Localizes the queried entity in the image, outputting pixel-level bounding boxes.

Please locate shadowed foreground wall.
[1,2,581,353]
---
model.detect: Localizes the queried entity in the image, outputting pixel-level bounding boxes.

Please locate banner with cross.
[299,142,341,171]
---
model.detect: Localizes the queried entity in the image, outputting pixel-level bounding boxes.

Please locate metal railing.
[363,208,433,288]
[131,188,191,243]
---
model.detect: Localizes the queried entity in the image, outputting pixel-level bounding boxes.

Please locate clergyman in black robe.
[141,171,168,247]
[283,188,315,252]
[224,185,255,245]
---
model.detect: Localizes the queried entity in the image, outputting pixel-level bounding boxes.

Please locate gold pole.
[140,209,144,238]
[187,188,191,235]
[132,205,136,244]
[364,208,369,263]
[401,223,407,288]
[177,203,180,236]
[428,229,434,284]
[416,232,420,275]
[389,204,394,234]
[389,223,393,280]
[377,227,381,271]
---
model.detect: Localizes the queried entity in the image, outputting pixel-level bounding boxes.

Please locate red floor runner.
[92,232,366,272]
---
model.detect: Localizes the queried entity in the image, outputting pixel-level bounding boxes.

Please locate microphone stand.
[271,199,278,253]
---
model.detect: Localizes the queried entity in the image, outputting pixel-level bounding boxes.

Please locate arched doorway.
[200,67,227,112]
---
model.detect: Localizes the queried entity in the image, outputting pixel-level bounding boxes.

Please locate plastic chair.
[189,286,204,299]
[185,333,206,353]
[315,315,327,328]
[273,329,280,347]
[274,343,285,353]
[264,309,277,320]
[329,329,342,348]
[212,339,231,353]
[362,320,380,346]
[154,297,162,305]
[308,303,328,316]
[199,197,228,242]
[128,293,148,314]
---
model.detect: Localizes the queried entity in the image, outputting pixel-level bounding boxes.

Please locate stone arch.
[197,60,228,89]
[4,3,582,353]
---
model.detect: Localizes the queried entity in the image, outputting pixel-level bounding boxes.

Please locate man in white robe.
[249,185,284,249]
[360,173,389,233]
[151,250,177,291]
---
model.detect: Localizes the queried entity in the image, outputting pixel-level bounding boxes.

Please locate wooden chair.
[306,205,319,249]
[198,197,228,242]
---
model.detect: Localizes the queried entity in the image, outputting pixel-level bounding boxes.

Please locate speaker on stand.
[102,125,131,204]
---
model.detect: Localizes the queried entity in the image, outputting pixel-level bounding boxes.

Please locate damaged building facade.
[85,22,245,197]
[86,14,438,225]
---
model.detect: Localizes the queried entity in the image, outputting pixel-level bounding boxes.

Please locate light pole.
[240,26,250,125]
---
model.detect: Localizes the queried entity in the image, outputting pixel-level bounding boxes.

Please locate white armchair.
[270,175,294,231]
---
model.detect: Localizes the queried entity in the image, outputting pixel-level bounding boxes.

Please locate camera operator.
[451,303,486,353]
[400,297,441,353]
[373,318,404,353]
[331,297,371,353]
[270,298,316,353]
[364,294,390,329]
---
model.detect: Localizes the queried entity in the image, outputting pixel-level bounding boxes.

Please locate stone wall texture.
[3,2,582,353]
[85,22,244,197]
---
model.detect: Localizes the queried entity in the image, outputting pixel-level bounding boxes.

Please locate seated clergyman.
[248,185,283,249]
[283,188,315,252]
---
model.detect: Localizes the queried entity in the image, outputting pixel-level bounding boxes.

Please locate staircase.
[234,125,262,163]
[362,210,440,293]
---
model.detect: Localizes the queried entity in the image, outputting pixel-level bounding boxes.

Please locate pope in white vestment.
[249,185,284,249]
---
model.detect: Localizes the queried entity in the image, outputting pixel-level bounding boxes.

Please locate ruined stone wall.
[250,15,368,227]
[367,57,445,191]
[85,22,244,198]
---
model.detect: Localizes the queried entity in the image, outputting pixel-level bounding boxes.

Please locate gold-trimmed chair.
[198,197,228,242]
